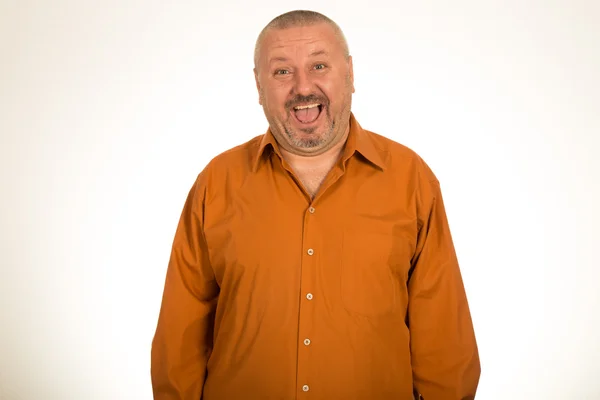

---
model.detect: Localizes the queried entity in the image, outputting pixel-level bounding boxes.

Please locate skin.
[254,23,355,163]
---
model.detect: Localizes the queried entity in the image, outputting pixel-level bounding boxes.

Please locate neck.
[280,141,343,171]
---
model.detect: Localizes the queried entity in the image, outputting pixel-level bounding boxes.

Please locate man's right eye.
[275,69,289,75]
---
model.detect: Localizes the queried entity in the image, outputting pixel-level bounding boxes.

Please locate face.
[254,23,355,156]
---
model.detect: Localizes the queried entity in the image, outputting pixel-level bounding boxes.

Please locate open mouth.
[292,103,323,124]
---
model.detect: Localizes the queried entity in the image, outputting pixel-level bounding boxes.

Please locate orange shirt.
[151,113,480,399]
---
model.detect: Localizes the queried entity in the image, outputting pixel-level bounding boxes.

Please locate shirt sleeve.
[151,171,219,399]
[408,175,481,400]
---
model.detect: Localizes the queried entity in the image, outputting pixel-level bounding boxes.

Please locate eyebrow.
[309,50,328,57]
[269,56,289,63]
[268,50,330,64]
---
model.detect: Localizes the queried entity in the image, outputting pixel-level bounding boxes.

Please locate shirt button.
[307,248,314,256]
[306,293,313,300]
[302,385,309,392]
[308,206,315,213]
[304,338,311,346]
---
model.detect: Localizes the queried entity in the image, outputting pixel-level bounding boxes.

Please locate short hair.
[253,10,350,69]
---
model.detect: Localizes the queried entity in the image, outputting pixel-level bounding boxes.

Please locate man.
[151,10,480,400]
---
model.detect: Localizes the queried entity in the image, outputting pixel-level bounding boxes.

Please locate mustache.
[285,94,329,109]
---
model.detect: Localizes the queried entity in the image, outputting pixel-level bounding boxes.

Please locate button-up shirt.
[151,113,481,399]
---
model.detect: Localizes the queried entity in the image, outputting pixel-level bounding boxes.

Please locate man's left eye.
[314,64,326,70]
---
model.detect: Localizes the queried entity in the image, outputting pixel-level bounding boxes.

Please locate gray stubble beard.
[283,107,335,149]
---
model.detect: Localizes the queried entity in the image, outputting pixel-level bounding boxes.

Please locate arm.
[408,177,480,400]
[151,172,219,399]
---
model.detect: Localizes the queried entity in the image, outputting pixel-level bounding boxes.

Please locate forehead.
[261,23,343,59]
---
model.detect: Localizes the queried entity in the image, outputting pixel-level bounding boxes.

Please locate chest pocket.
[340,230,401,317]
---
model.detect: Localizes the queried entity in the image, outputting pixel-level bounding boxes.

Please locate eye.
[274,69,289,75]
[314,63,326,70]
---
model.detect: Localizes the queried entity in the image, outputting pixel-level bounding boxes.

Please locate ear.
[254,68,262,105]
[348,55,355,93]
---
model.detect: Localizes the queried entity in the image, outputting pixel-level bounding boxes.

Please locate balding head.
[254,10,350,70]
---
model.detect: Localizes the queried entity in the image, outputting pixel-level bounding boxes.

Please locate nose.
[292,69,313,96]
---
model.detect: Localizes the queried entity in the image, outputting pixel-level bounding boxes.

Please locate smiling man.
[151,10,480,400]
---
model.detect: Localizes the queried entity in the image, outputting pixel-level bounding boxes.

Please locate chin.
[288,129,329,149]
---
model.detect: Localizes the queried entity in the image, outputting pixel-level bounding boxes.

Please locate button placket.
[298,203,318,397]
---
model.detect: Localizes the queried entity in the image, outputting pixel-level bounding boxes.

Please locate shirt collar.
[252,112,387,172]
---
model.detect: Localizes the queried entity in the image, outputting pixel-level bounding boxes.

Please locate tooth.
[294,103,320,110]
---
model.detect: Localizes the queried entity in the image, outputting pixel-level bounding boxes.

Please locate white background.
[1,1,599,399]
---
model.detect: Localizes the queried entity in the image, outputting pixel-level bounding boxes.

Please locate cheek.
[263,96,289,120]
[332,81,352,104]
[263,87,289,110]
[317,78,345,101]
